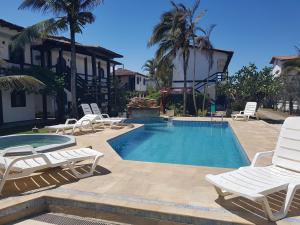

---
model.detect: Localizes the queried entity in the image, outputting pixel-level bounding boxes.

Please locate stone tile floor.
[1,118,300,224]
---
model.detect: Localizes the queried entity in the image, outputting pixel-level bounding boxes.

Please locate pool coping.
[0,134,76,155]
[0,117,284,224]
[108,119,251,169]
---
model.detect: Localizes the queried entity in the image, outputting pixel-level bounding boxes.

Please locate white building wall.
[34,94,56,117]
[1,89,36,123]
[172,49,229,88]
[135,74,147,92]
[0,27,18,60]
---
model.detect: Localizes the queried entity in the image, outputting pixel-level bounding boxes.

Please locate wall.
[172,49,230,88]
[1,89,36,123]
[135,74,147,92]
[0,26,39,65]
[34,94,56,117]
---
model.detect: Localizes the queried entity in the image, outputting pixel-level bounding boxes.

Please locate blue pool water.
[108,120,250,168]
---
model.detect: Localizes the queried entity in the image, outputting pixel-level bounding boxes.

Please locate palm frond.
[77,11,96,26]
[80,0,103,11]
[19,0,65,15]
[11,18,67,50]
[0,75,45,92]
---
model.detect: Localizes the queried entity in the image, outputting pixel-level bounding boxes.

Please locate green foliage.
[197,109,208,117]
[167,92,209,115]
[168,103,183,116]
[218,63,281,111]
[111,79,140,115]
[279,57,300,113]
[147,87,161,101]
[5,66,64,94]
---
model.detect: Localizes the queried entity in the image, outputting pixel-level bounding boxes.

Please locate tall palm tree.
[14,0,103,117]
[143,58,160,89]
[148,1,190,115]
[196,26,215,114]
[184,0,207,114]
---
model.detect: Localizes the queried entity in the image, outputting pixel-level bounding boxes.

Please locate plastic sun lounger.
[90,103,126,123]
[81,103,117,126]
[0,145,104,194]
[46,114,100,134]
[206,117,300,221]
[231,102,257,121]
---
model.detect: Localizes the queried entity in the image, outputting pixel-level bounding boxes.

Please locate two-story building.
[270,55,300,111]
[0,19,122,124]
[172,48,233,101]
[115,68,147,95]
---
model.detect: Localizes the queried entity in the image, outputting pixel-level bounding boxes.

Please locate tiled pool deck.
[1,118,299,225]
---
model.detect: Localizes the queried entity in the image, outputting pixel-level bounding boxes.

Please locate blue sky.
[1,0,300,74]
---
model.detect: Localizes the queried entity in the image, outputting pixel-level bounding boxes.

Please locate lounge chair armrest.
[65,118,78,125]
[79,119,92,126]
[101,114,110,118]
[1,145,37,156]
[251,150,274,167]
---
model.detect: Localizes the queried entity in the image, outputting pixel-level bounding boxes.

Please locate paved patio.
[1,118,300,225]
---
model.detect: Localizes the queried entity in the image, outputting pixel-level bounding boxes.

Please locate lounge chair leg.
[214,186,231,197]
[261,185,297,221]
[89,155,102,174]
[0,179,6,195]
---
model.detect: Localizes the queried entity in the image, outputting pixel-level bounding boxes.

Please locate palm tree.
[148,1,190,115]
[13,0,103,117]
[195,26,215,114]
[143,58,160,89]
[184,0,206,114]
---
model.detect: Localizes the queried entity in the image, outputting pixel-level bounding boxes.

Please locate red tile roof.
[270,55,300,64]
[115,68,147,77]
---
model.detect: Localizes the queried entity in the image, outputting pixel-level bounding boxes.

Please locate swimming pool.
[0,134,76,155]
[108,120,249,168]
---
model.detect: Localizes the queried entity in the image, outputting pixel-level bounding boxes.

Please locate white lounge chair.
[206,117,300,221]
[81,103,120,127]
[0,145,104,194]
[81,103,94,115]
[231,102,257,121]
[46,114,100,134]
[90,103,126,123]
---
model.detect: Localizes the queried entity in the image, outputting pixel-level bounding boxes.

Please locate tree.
[218,64,281,113]
[14,0,103,117]
[148,1,191,115]
[281,58,300,114]
[184,0,208,115]
[195,26,215,114]
[143,58,159,89]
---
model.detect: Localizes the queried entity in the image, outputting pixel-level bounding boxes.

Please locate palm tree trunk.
[192,38,197,115]
[70,23,78,118]
[202,85,206,115]
[202,69,210,115]
[183,52,188,115]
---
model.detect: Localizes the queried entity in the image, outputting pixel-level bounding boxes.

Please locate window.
[143,78,146,85]
[11,90,26,107]
[136,76,140,84]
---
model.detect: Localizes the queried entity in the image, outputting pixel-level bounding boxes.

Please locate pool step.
[16,213,131,225]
